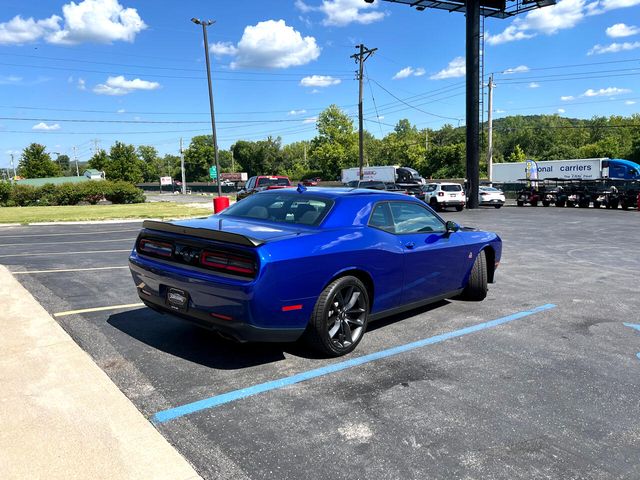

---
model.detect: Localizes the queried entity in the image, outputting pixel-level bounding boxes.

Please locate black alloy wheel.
[304,276,369,357]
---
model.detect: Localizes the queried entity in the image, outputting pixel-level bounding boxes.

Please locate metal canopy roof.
[379,0,556,19]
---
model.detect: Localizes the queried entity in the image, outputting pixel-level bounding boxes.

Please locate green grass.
[0,202,213,224]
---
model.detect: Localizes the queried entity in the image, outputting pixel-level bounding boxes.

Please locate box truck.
[492,158,640,182]
[341,166,425,185]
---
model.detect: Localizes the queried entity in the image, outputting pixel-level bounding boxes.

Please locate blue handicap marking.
[623,323,640,360]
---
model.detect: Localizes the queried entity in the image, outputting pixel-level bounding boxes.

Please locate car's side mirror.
[445,221,460,233]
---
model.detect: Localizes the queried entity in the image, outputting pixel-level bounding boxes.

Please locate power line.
[0,116,313,125]
[494,57,640,76]
[368,77,463,122]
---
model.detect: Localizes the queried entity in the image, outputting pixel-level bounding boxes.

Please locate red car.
[237,175,291,201]
[302,177,322,186]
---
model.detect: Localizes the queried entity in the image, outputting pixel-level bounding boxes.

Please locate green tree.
[18,143,61,178]
[137,145,161,182]
[507,144,527,163]
[105,142,143,183]
[310,105,357,179]
[424,143,466,179]
[56,154,70,173]
[184,135,216,181]
[88,149,109,172]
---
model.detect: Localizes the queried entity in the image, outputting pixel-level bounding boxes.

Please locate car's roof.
[257,186,411,200]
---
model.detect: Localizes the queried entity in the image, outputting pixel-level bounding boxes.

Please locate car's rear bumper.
[129,255,305,343]
[438,200,466,206]
[479,198,505,205]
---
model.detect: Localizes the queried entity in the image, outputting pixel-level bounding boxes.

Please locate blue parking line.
[152,303,556,424]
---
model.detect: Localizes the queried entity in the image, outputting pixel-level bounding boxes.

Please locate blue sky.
[1,0,639,169]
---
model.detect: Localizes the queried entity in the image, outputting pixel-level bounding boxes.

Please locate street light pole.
[192,17,222,197]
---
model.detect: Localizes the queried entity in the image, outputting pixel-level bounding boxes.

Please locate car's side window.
[368,203,395,233]
[389,202,446,234]
[246,177,255,189]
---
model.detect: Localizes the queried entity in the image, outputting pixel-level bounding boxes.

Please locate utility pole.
[350,44,377,180]
[425,130,429,151]
[91,138,100,155]
[73,146,79,176]
[192,17,222,197]
[230,148,235,172]
[10,153,16,178]
[180,138,186,195]
[465,0,480,209]
[487,74,495,185]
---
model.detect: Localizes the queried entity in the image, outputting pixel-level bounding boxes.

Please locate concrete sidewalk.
[0,265,202,480]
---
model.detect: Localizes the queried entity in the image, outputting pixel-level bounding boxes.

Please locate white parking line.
[12,266,129,275]
[54,303,144,317]
[0,238,135,247]
[0,229,139,239]
[0,249,131,258]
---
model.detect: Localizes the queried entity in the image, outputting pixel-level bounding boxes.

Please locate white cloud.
[625,100,636,105]
[430,56,465,80]
[32,122,61,131]
[561,95,575,101]
[487,0,640,46]
[582,87,631,97]
[503,65,530,74]
[218,20,320,69]
[302,116,317,124]
[0,15,60,45]
[557,108,566,113]
[495,109,506,114]
[295,0,386,27]
[486,25,535,45]
[392,66,425,80]
[209,41,237,57]
[376,115,384,120]
[0,0,145,46]
[586,0,640,16]
[77,78,86,90]
[93,75,160,95]
[588,41,640,54]
[117,108,126,113]
[606,23,640,37]
[529,82,540,88]
[288,109,307,115]
[300,75,341,87]
[0,75,23,85]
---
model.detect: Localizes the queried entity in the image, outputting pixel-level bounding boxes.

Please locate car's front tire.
[303,276,369,357]
[460,250,488,301]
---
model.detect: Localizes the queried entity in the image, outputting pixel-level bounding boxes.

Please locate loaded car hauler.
[493,158,640,183]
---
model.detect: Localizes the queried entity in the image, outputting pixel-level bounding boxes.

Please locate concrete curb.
[0,265,202,480]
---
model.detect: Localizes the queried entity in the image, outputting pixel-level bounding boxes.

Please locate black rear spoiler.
[141,220,265,247]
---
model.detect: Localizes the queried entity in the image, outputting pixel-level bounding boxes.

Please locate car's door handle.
[405,242,415,249]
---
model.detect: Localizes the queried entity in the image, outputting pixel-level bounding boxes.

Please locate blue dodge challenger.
[129,187,501,356]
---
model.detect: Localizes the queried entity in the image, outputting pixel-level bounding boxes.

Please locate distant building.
[15,170,105,187]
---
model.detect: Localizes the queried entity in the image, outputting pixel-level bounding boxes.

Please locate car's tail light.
[438,192,444,196]
[480,192,488,196]
[138,238,173,257]
[200,250,256,277]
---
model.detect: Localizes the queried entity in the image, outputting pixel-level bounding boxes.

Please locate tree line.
[12,105,640,182]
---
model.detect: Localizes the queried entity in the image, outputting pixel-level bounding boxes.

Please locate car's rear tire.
[455,205,464,212]
[494,204,502,209]
[430,198,440,212]
[303,276,369,357]
[460,250,488,301]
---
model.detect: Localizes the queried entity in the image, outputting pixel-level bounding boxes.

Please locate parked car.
[302,177,322,186]
[479,186,505,208]
[237,175,291,201]
[129,188,501,357]
[418,183,466,211]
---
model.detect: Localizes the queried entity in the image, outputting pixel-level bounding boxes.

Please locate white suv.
[419,182,466,212]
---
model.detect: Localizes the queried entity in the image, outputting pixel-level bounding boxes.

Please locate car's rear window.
[257,177,290,187]
[221,193,333,226]
[441,184,462,192]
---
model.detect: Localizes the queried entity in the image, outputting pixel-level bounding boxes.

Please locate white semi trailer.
[492,158,640,182]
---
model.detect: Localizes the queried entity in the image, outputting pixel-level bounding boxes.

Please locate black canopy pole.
[466,0,480,209]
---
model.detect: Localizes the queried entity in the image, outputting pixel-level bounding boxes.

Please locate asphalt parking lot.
[2,206,640,480]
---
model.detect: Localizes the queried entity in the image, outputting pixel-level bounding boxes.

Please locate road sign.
[209,166,217,179]
[160,176,172,186]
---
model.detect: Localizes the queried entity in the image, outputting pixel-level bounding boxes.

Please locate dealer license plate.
[166,287,189,311]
